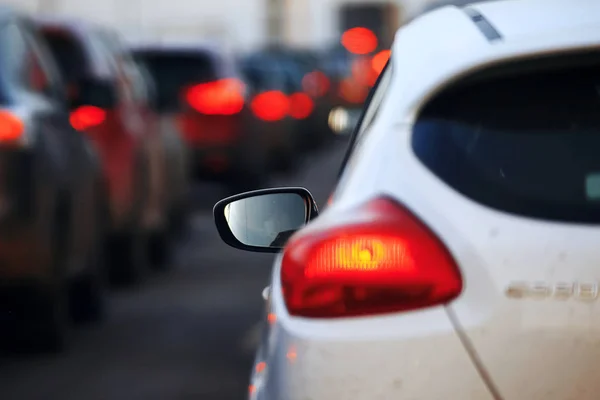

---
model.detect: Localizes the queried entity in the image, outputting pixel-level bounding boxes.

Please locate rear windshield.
[40,29,89,83]
[239,56,287,93]
[132,50,218,111]
[412,52,600,224]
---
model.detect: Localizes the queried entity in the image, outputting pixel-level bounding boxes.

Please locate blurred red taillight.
[70,105,106,131]
[302,71,330,98]
[288,92,314,120]
[185,78,245,115]
[339,77,369,104]
[341,27,378,55]
[0,111,24,142]
[251,90,289,121]
[281,197,462,318]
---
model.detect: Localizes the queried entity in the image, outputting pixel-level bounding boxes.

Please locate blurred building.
[10,0,438,50]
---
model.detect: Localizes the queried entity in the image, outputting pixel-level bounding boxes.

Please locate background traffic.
[0,0,409,398]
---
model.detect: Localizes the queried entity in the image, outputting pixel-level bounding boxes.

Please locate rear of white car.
[250,1,600,399]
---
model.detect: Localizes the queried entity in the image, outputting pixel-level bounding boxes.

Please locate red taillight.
[302,71,330,98]
[251,90,289,121]
[69,105,106,131]
[288,92,314,120]
[281,197,462,318]
[185,78,245,115]
[0,111,24,142]
[339,77,369,104]
[341,27,378,55]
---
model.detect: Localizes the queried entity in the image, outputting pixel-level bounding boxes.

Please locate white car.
[213,0,600,398]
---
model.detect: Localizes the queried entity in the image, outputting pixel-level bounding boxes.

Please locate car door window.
[108,34,148,104]
[22,23,64,99]
[2,20,62,101]
[1,21,45,94]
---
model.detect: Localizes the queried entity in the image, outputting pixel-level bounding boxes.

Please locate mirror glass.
[224,193,307,248]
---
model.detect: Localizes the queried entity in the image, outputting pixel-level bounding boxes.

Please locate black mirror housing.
[213,187,319,253]
[71,78,117,109]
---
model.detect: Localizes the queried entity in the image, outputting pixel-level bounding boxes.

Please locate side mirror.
[71,78,117,109]
[213,187,318,253]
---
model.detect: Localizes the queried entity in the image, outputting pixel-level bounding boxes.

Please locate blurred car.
[320,45,370,136]
[131,42,268,193]
[0,8,108,352]
[213,0,600,398]
[238,52,300,172]
[36,19,166,282]
[134,59,190,239]
[99,31,179,267]
[265,47,334,151]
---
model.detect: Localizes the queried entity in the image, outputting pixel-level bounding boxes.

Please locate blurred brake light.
[281,197,462,318]
[288,93,314,120]
[341,27,378,55]
[339,77,368,104]
[70,106,106,131]
[302,71,330,98]
[372,50,391,76]
[0,111,24,142]
[185,78,245,115]
[351,57,377,87]
[251,91,289,122]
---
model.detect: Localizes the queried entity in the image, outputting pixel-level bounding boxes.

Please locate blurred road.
[0,141,347,400]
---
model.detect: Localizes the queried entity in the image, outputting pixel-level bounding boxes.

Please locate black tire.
[169,205,190,238]
[7,286,70,355]
[107,230,148,287]
[69,191,108,325]
[10,203,71,354]
[108,152,150,287]
[148,229,171,271]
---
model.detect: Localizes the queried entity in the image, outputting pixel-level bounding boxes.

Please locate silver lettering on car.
[506,282,599,301]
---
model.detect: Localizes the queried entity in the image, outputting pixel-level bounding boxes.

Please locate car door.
[21,19,98,276]
[88,29,142,226]
[1,18,69,221]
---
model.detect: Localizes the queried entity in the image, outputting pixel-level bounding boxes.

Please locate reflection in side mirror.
[224,193,306,247]
[214,187,318,253]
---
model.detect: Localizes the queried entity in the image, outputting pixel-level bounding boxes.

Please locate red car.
[131,42,269,193]
[36,19,171,283]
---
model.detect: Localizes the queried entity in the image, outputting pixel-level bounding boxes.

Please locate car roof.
[33,15,106,35]
[129,40,239,78]
[389,0,600,122]
[128,40,223,55]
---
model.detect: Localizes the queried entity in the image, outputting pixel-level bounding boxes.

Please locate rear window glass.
[132,51,218,111]
[40,29,88,83]
[412,53,600,223]
[239,56,287,93]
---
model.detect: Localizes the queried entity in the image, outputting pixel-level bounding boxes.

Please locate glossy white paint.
[248,0,600,399]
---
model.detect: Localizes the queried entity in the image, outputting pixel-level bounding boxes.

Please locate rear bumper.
[251,266,495,400]
[253,314,494,400]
